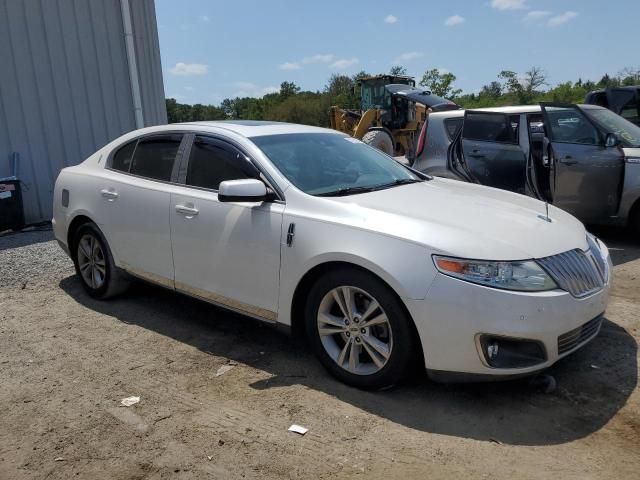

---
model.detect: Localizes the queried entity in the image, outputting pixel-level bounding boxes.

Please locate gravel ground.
[0,226,639,479]
[0,229,73,288]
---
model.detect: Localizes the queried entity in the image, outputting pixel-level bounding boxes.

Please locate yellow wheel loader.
[329,75,459,158]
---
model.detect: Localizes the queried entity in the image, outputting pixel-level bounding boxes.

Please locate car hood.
[326,178,587,260]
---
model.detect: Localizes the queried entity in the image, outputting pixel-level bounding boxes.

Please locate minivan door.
[540,103,625,223]
[460,111,527,194]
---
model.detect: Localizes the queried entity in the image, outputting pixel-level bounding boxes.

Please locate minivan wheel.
[72,222,129,299]
[305,268,417,390]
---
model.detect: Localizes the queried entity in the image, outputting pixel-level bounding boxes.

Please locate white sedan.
[52,121,612,389]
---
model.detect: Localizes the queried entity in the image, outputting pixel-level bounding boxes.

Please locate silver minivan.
[412,104,640,235]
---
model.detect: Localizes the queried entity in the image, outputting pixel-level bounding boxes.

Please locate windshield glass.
[585,108,640,147]
[251,133,421,196]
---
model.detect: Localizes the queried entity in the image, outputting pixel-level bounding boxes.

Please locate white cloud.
[393,51,424,63]
[279,62,301,71]
[384,14,398,24]
[169,62,208,76]
[232,82,279,98]
[444,15,465,26]
[547,11,578,27]
[329,58,359,70]
[198,15,210,22]
[302,54,334,64]
[524,10,552,22]
[491,0,527,11]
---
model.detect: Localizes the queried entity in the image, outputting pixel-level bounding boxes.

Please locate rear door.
[460,111,527,194]
[540,103,625,222]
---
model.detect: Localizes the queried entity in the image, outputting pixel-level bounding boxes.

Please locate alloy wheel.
[77,233,107,289]
[316,286,393,375]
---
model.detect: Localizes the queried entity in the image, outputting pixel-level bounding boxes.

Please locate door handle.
[560,156,577,166]
[100,189,118,200]
[175,204,199,216]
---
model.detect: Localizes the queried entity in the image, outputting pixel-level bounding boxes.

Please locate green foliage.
[390,65,407,75]
[166,67,640,125]
[419,69,462,98]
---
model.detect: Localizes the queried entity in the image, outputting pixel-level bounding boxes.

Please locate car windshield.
[251,133,422,196]
[585,108,640,147]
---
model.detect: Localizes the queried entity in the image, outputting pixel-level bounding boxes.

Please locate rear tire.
[304,268,417,390]
[72,222,129,299]
[362,130,394,156]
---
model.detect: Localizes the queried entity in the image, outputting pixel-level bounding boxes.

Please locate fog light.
[478,335,547,369]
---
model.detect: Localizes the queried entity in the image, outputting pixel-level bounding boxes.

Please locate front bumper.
[404,258,611,378]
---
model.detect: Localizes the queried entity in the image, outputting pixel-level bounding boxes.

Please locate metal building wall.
[0,0,167,224]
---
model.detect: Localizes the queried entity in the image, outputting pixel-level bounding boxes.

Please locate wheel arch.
[288,260,425,367]
[67,214,96,251]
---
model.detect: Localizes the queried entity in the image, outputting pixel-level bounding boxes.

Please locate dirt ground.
[0,227,638,479]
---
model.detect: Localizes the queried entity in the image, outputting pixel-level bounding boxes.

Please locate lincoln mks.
[53,121,611,389]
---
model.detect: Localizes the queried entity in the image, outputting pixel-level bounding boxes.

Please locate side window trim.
[105,132,189,184]
[179,133,285,201]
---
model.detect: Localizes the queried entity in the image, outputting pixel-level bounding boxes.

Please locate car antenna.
[538,202,552,223]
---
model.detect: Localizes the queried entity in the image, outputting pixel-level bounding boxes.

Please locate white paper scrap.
[288,424,308,435]
[120,396,140,407]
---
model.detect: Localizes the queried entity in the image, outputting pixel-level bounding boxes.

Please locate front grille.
[537,249,604,298]
[557,315,603,355]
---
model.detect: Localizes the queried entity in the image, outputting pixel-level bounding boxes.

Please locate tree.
[480,81,502,99]
[279,81,300,99]
[389,65,407,76]
[498,67,547,104]
[325,74,354,97]
[419,69,462,98]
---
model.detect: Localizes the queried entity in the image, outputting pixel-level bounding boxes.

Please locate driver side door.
[540,103,625,223]
[170,135,285,322]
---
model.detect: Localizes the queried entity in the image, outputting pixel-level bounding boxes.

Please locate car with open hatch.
[412,103,640,236]
[52,121,612,389]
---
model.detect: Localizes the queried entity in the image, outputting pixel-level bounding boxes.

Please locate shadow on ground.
[590,225,640,266]
[59,273,637,447]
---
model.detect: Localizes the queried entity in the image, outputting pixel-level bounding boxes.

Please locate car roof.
[429,103,605,118]
[175,120,339,138]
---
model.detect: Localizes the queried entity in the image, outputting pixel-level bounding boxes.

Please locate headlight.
[433,255,557,291]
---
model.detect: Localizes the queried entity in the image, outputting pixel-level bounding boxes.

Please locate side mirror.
[218,179,268,203]
[605,133,620,148]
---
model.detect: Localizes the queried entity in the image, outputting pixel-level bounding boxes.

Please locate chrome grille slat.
[538,249,604,298]
[557,316,603,355]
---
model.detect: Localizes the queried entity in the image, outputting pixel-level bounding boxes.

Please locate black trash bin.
[0,179,25,232]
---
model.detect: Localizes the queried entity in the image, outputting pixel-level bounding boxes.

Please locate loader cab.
[359,75,414,111]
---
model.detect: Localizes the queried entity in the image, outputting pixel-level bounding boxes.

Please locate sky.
[156,0,638,105]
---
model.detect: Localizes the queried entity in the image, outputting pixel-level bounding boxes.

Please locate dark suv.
[585,86,640,126]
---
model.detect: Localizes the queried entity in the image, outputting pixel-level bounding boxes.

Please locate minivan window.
[463,113,516,143]
[586,108,640,147]
[544,107,600,145]
[444,118,463,140]
[185,137,251,190]
[111,140,137,172]
[129,135,182,181]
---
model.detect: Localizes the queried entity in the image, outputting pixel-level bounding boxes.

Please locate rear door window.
[462,112,517,143]
[129,135,183,181]
[185,136,253,190]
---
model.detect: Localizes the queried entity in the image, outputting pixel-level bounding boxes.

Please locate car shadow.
[59,275,637,447]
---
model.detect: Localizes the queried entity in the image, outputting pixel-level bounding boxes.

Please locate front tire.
[72,222,129,299]
[362,130,394,156]
[304,268,417,390]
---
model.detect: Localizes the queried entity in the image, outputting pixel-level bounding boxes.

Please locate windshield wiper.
[316,178,423,197]
[316,185,380,197]
[369,178,423,191]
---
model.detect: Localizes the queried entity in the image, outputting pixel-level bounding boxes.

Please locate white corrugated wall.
[0,0,167,223]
